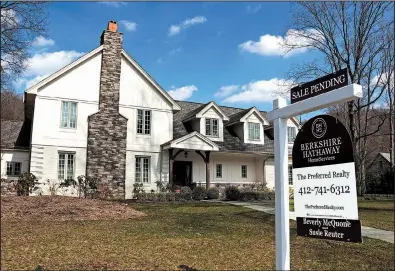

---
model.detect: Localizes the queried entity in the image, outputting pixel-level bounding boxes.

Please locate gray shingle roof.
[0,120,30,150]
[174,101,275,153]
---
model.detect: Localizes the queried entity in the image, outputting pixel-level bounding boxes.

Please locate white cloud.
[223,78,294,103]
[14,50,84,89]
[168,47,182,55]
[214,85,240,97]
[99,2,127,8]
[1,8,18,27]
[168,16,207,36]
[168,85,197,101]
[119,20,137,31]
[24,50,84,77]
[32,36,55,47]
[372,72,394,89]
[246,4,262,14]
[239,29,319,57]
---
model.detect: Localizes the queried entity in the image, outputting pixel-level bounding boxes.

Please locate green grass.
[1,202,394,270]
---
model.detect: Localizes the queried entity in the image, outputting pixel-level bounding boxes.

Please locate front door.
[173,161,193,187]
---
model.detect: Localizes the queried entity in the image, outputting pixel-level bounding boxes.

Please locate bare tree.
[283,2,394,195]
[0,89,24,120]
[1,1,49,91]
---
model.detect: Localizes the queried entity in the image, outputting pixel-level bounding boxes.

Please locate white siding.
[264,158,293,190]
[1,150,30,180]
[120,56,172,111]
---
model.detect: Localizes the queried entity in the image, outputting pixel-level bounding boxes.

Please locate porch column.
[205,151,210,189]
[196,150,211,189]
[169,149,173,186]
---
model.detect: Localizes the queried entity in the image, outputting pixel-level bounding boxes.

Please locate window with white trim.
[6,162,21,176]
[216,164,222,178]
[137,109,151,135]
[205,118,219,137]
[288,165,293,185]
[135,157,150,183]
[248,122,260,140]
[58,152,75,180]
[241,165,247,178]
[287,127,296,143]
[61,101,77,128]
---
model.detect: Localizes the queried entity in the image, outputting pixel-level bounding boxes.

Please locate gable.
[38,51,102,101]
[195,102,229,121]
[201,107,223,119]
[163,132,219,151]
[120,56,173,110]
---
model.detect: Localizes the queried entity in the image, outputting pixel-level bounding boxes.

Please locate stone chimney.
[86,21,128,199]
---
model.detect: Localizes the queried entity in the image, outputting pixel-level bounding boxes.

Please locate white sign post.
[267,83,363,270]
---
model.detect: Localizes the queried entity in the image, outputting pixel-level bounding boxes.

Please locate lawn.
[1,197,394,270]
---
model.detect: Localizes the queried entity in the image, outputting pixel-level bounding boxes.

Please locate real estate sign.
[290,68,348,104]
[292,114,362,242]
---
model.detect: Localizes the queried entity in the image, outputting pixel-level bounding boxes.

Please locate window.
[287,127,296,143]
[288,165,293,185]
[241,165,247,178]
[6,162,21,176]
[137,109,151,135]
[135,157,150,183]
[205,118,219,137]
[248,122,260,140]
[61,101,77,128]
[58,152,75,180]
[216,164,222,178]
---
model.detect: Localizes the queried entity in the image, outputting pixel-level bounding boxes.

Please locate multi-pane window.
[61,101,77,128]
[288,165,293,185]
[6,162,21,176]
[216,164,222,178]
[58,152,75,180]
[205,118,219,137]
[287,127,296,143]
[135,157,150,183]
[248,122,260,140]
[137,109,151,135]
[241,165,247,178]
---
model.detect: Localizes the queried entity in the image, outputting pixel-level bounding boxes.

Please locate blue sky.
[15,1,324,117]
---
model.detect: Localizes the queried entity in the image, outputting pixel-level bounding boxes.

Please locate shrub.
[206,187,220,199]
[157,192,167,202]
[192,186,207,200]
[180,186,192,200]
[225,186,241,201]
[289,187,294,199]
[240,191,256,201]
[166,192,176,202]
[133,183,145,196]
[155,180,166,192]
[16,172,38,196]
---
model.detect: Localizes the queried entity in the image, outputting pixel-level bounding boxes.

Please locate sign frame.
[267,75,362,270]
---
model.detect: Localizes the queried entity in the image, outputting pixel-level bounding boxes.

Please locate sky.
[14,1,325,118]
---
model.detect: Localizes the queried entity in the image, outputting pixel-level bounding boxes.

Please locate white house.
[0,21,300,199]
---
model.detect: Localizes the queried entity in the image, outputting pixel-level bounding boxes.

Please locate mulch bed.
[1,196,146,221]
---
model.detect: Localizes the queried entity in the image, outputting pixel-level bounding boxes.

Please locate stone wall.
[86,27,127,199]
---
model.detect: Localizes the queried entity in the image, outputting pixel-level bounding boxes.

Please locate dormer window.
[205,118,219,137]
[287,127,296,143]
[248,122,260,140]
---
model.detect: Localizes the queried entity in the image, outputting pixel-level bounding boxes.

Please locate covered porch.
[163,132,219,189]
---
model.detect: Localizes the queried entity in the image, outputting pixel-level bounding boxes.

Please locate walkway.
[209,200,394,244]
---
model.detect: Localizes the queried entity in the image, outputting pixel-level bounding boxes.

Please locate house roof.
[227,106,269,126]
[174,101,278,154]
[182,101,229,122]
[0,120,30,150]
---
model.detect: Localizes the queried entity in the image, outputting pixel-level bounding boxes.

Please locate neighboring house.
[366,152,394,194]
[368,152,393,175]
[1,21,300,199]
